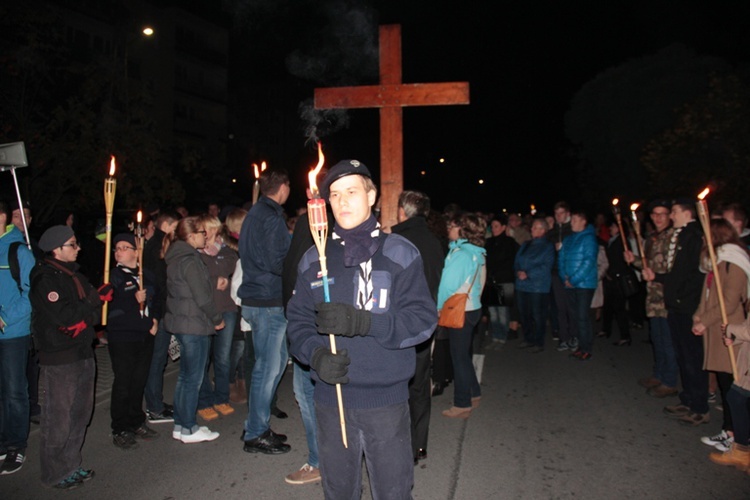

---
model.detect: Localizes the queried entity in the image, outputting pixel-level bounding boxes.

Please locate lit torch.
[611,198,632,251]
[307,142,348,448]
[135,210,145,318]
[697,187,738,380]
[251,161,267,206]
[102,156,117,325]
[629,203,647,268]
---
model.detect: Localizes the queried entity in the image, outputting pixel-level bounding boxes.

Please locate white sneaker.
[180,426,219,444]
[700,430,734,452]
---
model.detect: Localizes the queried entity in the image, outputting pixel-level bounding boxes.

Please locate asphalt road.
[2,326,748,499]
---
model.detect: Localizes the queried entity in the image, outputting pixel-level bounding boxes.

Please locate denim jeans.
[516,291,549,347]
[293,360,318,468]
[144,324,171,413]
[487,305,509,341]
[727,387,750,446]
[173,334,210,432]
[229,338,245,383]
[448,309,482,408]
[668,311,709,414]
[242,306,288,440]
[0,335,30,450]
[649,317,677,387]
[566,288,595,353]
[317,401,413,500]
[40,358,95,486]
[198,310,237,408]
[551,274,573,341]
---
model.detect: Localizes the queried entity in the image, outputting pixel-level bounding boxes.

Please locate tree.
[565,44,729,205]
[642,73,750,206]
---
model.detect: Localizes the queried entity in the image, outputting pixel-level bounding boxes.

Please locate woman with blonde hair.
[437,212,487,419]
[195,214,239,421]
[163,217,225,443]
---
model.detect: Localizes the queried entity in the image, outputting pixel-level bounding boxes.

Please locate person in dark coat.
[390,190,445,465]
[483,214,519,347]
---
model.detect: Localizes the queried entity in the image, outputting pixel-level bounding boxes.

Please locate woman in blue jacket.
[514,218,555,352]
[437,213,487,419]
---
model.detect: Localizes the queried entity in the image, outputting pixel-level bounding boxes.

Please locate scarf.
[332,214,381,268]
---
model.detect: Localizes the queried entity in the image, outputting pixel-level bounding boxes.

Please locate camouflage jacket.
[643,227,674,318]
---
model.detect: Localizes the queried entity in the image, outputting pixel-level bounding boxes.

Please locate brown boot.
[236,379,248,404]
[709,443,750,471]
[442,406,471,419]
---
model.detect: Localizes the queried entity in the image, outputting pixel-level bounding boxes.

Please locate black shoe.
[271,407,288,419]
[113,431,139,450]
[270,429,287,443]
[243,429,291,454]
[431,382,445,397]
[613,339,631,346]
[414,448,427,465]
[29,414,41,425]
[133,423,160,440]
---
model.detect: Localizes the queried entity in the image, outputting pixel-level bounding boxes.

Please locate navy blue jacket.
[287,231,437,409]
[238,196,290,307]
[514,237,555,294]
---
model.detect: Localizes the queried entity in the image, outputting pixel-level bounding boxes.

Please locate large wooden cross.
[314,24,470,228]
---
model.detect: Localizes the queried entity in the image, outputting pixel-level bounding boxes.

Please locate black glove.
[310,347,350,385]
[315,302,371,337]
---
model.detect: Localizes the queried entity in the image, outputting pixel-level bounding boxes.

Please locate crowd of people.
[3,172,750,496]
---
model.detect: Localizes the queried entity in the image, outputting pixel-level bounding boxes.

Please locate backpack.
[7,241,23,292]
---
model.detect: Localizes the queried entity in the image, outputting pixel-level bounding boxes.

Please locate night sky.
[229,0,750,215]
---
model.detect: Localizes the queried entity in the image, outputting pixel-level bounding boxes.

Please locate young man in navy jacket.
[287,160,437,499]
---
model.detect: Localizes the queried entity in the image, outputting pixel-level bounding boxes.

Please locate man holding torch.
[287,160,437,499]
[642,198,708,424]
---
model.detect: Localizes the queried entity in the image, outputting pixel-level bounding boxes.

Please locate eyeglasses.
[197,230,207,236]
[114,246,136,252]
[61,242,80,249]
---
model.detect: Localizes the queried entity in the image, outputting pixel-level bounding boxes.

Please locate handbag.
[615,271,639,298]
[168,334,181,361]
[438,264,481,329]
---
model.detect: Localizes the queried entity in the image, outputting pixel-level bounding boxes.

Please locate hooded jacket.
[558,224,598,290]
[437,239,487,312]
[0,225,35,339]
[164,240,222,335]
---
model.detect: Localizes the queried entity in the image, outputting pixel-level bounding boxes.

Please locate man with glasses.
[29,225,112,489]
[625,199,679,398]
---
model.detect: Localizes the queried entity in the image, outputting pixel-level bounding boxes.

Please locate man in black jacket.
[30,225,108,489]
[643,199,707,425]
[142,210,180,423]
[390,190,445,465]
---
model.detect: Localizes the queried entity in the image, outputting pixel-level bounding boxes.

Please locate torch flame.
[612,198,619,206]
[307,142,325,197]
[253,161,267,180]
[137,210,142,223]
[109,156,116,176]
[630,203,639,211]
[698,187,710,200]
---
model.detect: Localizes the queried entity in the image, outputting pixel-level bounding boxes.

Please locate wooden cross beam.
[314,24,470,228]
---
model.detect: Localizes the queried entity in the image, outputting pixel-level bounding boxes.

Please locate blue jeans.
[448,309,482,408]
[144,324,171,413]
[293,360,318,468]
[317,401,413,500]
[242,306,288,440]
[566,288,595,353]
[0,335,30,450]
[649,317,678,388]
[199,310,237,408]
[173,334,210,432]
[229,338,245,383]
[728,387,750,446]
[487,305,509,341]
[517,291,549,347]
